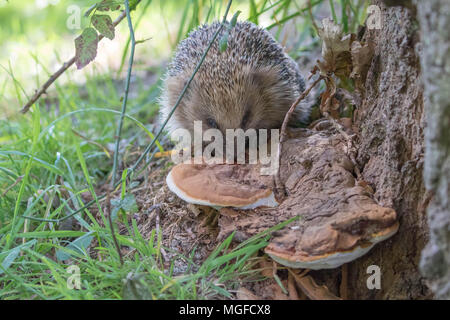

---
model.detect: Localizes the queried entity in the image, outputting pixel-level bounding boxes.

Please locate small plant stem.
[111,0,136,189]
[107,0,138,267]
[308,0,320,35]
[275,76,323,197]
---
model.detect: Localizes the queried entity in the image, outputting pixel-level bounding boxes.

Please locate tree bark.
[415,0,450,299]
[347,0,431,299]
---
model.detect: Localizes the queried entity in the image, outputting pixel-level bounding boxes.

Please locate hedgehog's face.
[164,65,297,137]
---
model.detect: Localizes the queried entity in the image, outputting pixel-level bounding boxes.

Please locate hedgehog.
[159,21,308,137]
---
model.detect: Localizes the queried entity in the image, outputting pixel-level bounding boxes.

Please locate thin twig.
[72,129,111,157]
[19,2,140,114]
[105,0,138,266]
[111,0,136,188]
[275,76,323,196]
[106,191,123,265]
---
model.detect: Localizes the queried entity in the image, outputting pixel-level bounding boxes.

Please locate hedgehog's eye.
[241,110,251,128]
[206,117,218,129]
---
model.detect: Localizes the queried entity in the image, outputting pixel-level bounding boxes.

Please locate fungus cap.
[166,163,278,209]
[265,220,399,270]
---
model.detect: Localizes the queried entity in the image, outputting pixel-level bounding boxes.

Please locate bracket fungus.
[216,127,400,270]
[265,215,399,270]
[165,127,399,271]
[166,162,278,210]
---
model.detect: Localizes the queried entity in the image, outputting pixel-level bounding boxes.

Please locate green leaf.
[74,27,98,69]
[92,14,115,40]
[55,231,95,261]
[0,240,37,275]
[97,0,122,11]
[129,0,141,10]
[1,249,21,274]
[219,32,229,53]
[230,10,241,27]
[122,273,153,300]
[16,230,87,239]
[0,151,64,175]
[97,0,140,12]
[121,193,138,212]
[219,11,241,53]
[111,193,138,221]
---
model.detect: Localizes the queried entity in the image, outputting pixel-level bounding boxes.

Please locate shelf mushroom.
[215,128,400,271]
[166,127,400,277]
[166,162,278,210]
[265,209,399,270]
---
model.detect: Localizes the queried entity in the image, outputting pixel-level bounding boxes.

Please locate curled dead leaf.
[317,18,353,76]
[350,40,375,91]
[289,270,342,300]
[236,287,261,300]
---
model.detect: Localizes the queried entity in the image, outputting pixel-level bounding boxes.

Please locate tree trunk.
[415,0,450,299]
[347,0,432,299]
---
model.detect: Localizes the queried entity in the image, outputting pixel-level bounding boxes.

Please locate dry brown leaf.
[219,207,240,218]
[270,281,290,300]
[287,272,301,300]
[317,18,353,77]
[290,271,342,300]
[236,287,261,300]
[258,259,275,278]
[350,40,375,91]
[319,77,340,117]
[315,18,366,118]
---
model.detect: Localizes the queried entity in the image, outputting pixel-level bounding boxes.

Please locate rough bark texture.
[348,0,431,299]
[415,0,450,299]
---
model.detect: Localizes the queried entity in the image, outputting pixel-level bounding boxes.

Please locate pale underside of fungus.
[166,125,399,270]
[166,162,278,210]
